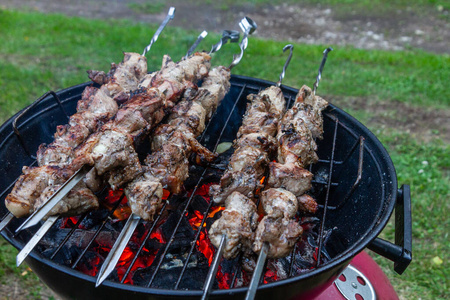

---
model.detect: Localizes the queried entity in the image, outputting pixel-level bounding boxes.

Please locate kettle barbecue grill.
[0,75,412,299]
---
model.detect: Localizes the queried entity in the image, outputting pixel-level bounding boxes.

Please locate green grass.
[0,8,448,300]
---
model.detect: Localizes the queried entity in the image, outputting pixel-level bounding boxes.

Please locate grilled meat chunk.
[260,188,298,219]
[209,192,259,260]
[267,161,313,197]
[88,52,147,90]
[36,181,99,217]
[211,86,286,204]
[127,65,229,221]
[294,85,328,139]
[125,173,164,222]
[72,128,143,190]
[297,194,318,214]
[253,215,303,258]
[237,87,285,138]
[5,166,70,218]
[253,189,302,258]
[211,146,269,203]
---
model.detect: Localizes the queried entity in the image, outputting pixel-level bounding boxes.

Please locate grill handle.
[367,184,412,275]
[13,91,68,158]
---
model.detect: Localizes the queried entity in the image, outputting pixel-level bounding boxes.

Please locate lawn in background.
[0,9,448,300]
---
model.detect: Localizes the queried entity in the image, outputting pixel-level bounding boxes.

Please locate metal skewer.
[14,15,178,234]
[95,31,239,287]
[16,165,90,232]
[185,31,208,59]
[142,7,175,56]
[245,46,333,300]
[209,30,240,54]
[96,213,141,286]
[229,17,257,69]
[203,43,291,300]
[16,215,58,266]
[313,47,333,95]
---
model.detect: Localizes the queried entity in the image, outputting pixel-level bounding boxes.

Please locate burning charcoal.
[43,245,82,266]
[190,194,209,213]
[174,266,210,290]
[161,210,195,250]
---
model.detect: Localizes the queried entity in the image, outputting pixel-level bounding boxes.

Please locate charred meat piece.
[211,86,286,204]
[211,146,269,203]
[5,166,70,218]
[88,52,147,90]
[253,188,302,258]
[260,188,298,219]
[237,86,285,138]
[125,173,164,222]
[36,181,99,217]
[126,66,230,221]
[209,192,259,260]
[253,215,303,258]
[297,194,318,214]
[267,161,313,197]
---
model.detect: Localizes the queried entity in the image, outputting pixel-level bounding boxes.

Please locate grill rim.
[0,75,398,298]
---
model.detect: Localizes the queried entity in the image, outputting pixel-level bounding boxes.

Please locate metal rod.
[313,47,333,95]
[142,7,175,56]
[16,216,58,266]
[120,201,168,284]
[96,213,141,287]
[201,235,226,300]
[245,242,268,300]
[276,44,294,87]
[229,17,257,69]
[50,213,87,260]
[71,193,125,269]
[16,165,90,233]
[209,30,240,54]
[316,118,339,266]
[185,31,208,59]
[0,213,14,232]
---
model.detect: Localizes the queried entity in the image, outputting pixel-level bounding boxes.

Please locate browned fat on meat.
[267,161,313,197]
[209,191,259,260]
[5,166,71,218]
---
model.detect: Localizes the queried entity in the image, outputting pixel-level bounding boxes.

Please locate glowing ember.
[60,216,80,229]
[187,182,216,201]
[197,231,215,265]
[259,176,266,185]
[216,265,231,289]
[208,206,224,218]
[188,210,205,229]
[162,189,170,200]
[150,228,166,244]
[104,189,125,205]
[263,269,278,284]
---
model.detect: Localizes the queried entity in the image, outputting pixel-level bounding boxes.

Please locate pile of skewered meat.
[5,51,212,219]
[4,44,328,266]
[125,64,231,221]
[209,84,328,260]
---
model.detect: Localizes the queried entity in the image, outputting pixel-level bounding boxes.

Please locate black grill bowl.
[0,75,410,299]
